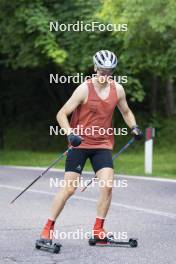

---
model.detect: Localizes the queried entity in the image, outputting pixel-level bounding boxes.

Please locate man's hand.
[131,126,143,140]
[67,133,82,147]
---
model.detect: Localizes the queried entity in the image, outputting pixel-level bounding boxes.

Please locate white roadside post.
[145,127,155,174]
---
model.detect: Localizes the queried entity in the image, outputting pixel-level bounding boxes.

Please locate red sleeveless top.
[70,78,118,150]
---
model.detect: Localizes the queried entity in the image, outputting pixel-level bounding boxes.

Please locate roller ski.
[89,218,138,248]
[88,235,138,248]
[35,239,61,254]
[35,218,62,254]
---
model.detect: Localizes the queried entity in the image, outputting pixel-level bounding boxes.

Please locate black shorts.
[65,148,113,174]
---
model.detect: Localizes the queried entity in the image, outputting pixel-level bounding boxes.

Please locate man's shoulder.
[113,81,124,95]
[75,81,88,91]
[73,81,88,102]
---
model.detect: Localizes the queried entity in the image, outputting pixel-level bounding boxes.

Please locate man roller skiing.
[36,50,142,248]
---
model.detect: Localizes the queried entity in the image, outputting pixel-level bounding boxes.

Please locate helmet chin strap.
[94,65,113,86]
[95,76,109,87]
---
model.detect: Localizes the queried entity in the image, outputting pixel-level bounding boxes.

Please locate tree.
[0,0,67,69]
[99,0,176,115]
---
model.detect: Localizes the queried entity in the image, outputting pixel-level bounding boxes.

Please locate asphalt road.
[0,166,176,264]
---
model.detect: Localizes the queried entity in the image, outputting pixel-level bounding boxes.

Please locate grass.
[1,116,176,179]
[0,149,175,179]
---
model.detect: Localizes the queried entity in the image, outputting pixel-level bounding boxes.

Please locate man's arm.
[56,83,87,135]
[116,84,137,128]
[116,84,143,139]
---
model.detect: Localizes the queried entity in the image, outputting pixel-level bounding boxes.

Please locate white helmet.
[93,50,118,69]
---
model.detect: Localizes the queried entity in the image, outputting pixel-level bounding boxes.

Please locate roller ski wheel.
[35,239,62,254]
[89,237,97,246]
[129,238,138,248]
[89,237,108,246]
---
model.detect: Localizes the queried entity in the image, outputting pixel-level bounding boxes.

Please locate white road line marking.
[1,184,176,219]
[0,165,176,183]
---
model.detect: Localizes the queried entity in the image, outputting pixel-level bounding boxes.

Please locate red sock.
[40,218,55,240]
[93,217,107,240]
[45,218,55,229]
[93,217,105,230]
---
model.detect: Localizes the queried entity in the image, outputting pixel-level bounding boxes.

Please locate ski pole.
[80,137,135,192]
[10,147,73,204]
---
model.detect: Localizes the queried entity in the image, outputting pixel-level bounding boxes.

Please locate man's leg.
[96,168,114,218]
[93,167,114,239]
[39,148,87,243]
[40,172,80,241]
[89,149,114,240]
[50,172,80,220]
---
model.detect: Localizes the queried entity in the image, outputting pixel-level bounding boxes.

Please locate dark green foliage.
[0,0,175,151]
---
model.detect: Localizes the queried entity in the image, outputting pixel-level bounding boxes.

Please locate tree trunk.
[0,102,4,149]
[165,78,175,117]
[150,76,158,115]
